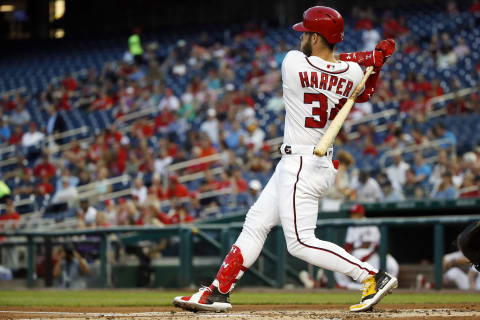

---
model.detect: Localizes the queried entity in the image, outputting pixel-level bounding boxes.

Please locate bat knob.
[313,146,325,157]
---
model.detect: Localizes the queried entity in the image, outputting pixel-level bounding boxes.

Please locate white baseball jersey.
[281,50,364,146]
[215,50,379,294]
[345,224,380,251]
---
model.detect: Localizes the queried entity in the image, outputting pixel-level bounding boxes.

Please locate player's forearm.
[356,70,381,103]
[337,51,383,69]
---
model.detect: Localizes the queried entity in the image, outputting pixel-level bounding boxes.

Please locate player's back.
[281,50,364,146]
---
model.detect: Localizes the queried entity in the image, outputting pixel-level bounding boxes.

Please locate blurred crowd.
[0,0,480,232]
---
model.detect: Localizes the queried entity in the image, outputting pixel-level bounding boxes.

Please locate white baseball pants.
[235,155,377,283]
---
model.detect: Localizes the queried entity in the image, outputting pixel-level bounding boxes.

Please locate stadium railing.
[344,85,479,140]
[1,214,478,290]
[0,125,90,168]
[115,106,157,124]
[379,137,454,168]
[427,86,480,118]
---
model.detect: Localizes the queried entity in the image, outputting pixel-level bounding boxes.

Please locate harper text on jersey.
[298,71,353,97]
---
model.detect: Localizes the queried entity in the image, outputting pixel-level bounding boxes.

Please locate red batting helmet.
[292,6,344,44]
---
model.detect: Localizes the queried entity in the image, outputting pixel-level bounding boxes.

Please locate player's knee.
[286,240,298,257]
[286,240,307,260]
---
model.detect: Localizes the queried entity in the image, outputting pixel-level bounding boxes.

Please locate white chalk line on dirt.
[2,309,480,319]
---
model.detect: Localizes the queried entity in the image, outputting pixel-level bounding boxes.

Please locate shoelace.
[199,285,212,294]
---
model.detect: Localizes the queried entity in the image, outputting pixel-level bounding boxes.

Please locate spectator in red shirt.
[138,152,155,174]
[363,136,378,156]
[255,38,272,58]
[133,119,154,138]
[399,93,415,114]
[88,134,107,163]
[233,89,255,107]
[460,174,480,198]
[5,95,16,112]
[168,204,195,224]
[8,125,23,145]
[34,153,56,178]
[110,142,128,175]
[89,91,114,111]
[63,139,85,164]
[411,128,428,145]
[168,141,178,158]
[217,170,232,190]
[354,8,374,30]
[414,74,432,94]
[403,72,417,92]
[198,170,221,206]
[187,139,218,173]
[0,199,20,242]
[447,96,467,114]
[156,209,173,225]
[56,89,71,111]
[62,74,78,92]
[105,125,123,145]
[382,14,409,38]
[166,175,190,199]
[5,92,24,112]
[404,39,420,54]
[246,62,265,83]
[470,0,480,13]
[0,199,20,227]
[155,108,174,135]
[232,167,247,193]
[200,138,217,158]
[148,173,164,200]
[429,79,444,98]
[38,175,54,195]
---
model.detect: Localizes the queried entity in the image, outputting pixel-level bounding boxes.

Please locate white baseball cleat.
[173,285,232,312]
[349,270,398,312]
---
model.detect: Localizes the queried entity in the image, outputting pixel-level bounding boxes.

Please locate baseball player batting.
[174,6,397,312]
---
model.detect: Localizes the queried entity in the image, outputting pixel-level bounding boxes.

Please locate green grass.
[1,290,480,307]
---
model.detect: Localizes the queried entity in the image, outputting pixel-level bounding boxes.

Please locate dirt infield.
[1,304,480,320]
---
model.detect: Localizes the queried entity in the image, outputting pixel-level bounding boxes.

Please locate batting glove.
[338,50,384,69]
[375,38,396,59]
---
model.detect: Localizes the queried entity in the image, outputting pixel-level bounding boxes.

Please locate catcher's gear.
[457,221,480,271]
[292,6,344,44]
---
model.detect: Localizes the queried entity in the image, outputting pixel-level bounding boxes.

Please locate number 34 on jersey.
[298,71,353,129]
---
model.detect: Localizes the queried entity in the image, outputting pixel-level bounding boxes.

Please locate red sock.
[212,245,247,294]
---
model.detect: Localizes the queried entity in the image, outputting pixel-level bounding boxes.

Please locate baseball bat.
[313,66,375,157]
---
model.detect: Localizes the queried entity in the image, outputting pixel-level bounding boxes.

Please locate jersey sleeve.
[281,50,306,88]
[346,62,365,97]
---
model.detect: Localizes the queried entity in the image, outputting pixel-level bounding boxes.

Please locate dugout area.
[1,201,479,290]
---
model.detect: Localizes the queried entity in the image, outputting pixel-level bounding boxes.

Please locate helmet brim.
[292,22,311,33]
